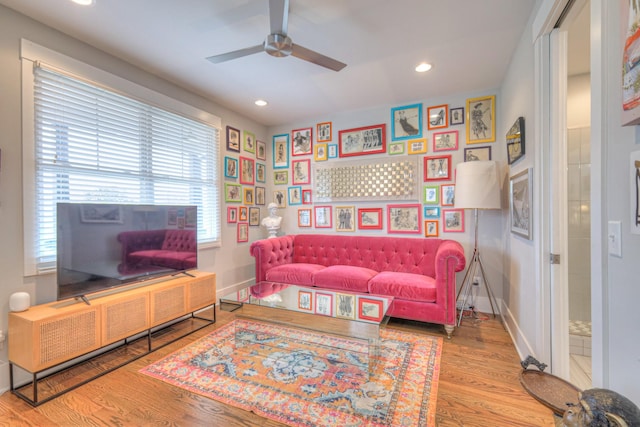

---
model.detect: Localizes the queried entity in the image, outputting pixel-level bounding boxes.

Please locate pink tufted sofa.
[249,234,466,337]
[117,229,197,273]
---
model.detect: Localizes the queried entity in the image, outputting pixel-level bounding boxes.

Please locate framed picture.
[441,184,455,206]
[314,143,328,161]
[227,206,237,223]
[328,144,338,158]
[433,130,459,152]
[237,288,249,302]
[335,206,356,232]
[239,156,255,185]
[358,208,383,230]
[256,140,267,160]
[427,104,449,130]
[506,116,525,165]
[336,293,356,319]
[302,189,312,204]
[424,155,452,181]
[510,168,533,239]
[466,94,496,144]
[292,159,311,185]
[387,204,421,234]
[423,185,439,204]
[288,186,302,205]
[317,121,332,142]
[292,127,313,156]
[238,206,248,222]
[464,146,492,162]
[389,142,405,155]
[423,206,440,219]
[391,103,423,141]
[314,206,332,228]
[273,133,290,169]
[249,207,260,226]
[224,156,238,178]
[315,292,333,316]
[407,138,428,155]
[255,186,266,206]
[274,170,288,185]
[243,187,254,205]
[273,189,287,208]
[237,223,249,242]
[443,209,465,232]
[80,204,123,223]
[243,130,256,154]
[338,123,386,157]
[358,297,383,322]
[224,183,242,203]
[256,163,266,183]
[424,220,439,237]
[226,125,240,152]
[298,290,313,311]
[450,107,465,125]
[298,208,312,227]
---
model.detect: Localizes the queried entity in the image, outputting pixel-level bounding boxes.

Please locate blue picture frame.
[423,206,441,219]
[288,186,303,205]
[224,156,238,179]
[391,103,423,141]
[328,143,338,158]
[273,133,290,169]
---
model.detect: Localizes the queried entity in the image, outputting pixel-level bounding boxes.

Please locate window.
[22,42,221,274]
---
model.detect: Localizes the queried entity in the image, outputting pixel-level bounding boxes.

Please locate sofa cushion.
[265,263,325,286]
[313,265,378,292]
[368,271,437,302]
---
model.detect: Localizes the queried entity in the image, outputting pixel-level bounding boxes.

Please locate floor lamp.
[454,160,501,326]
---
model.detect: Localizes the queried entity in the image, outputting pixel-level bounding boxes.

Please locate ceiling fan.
[206,0,346,72]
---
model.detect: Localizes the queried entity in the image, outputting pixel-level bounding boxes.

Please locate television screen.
[57,203,198,301]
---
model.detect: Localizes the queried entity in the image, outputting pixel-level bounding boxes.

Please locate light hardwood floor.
[0,309,556,426]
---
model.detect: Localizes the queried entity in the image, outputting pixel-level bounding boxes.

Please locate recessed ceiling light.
[255,99,268,107]
[415,62,432,73]
[71,0,94,5]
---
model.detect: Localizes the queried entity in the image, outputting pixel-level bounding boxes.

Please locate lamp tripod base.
[456,247,500,327]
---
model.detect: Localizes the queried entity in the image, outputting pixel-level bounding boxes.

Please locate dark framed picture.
[336,293,356,319]
[255,186,266,205]
[298,290,313,311]
[433,130,458,152]
[450,107,464,125]
[507,116,525,165]
[358,208,383,230]
[292,159,310,185]
[441,184,455,206]
[391,103,423,141]
[424,220,439,237]
[224,183,242,203]
[314,206,332,228]
[443,209,465,232]
[338,124,386,157]
[335,206,355,232]
[424,155,452,181]
[298,208,312,227]
[227,207,237,223]
[302,189,312,204]
[510,168,533,239]
[273,133,289,169]
[224,156,238,179]
[256,163,266,183]
[292,127,313,156]
[464,146,492,162]
[237,223,249,242]
[466,94,496,144]
[226,126,240,152]
[243,130,256,154]
[249,207,260,226]
[387,204,421,234]
[317,121,332,142]
[256,140,266,161]
[288,186,302,205]
[358,297,383,322]
[427,104,448,130]
[315,292,333,316]
[239,156,255,185]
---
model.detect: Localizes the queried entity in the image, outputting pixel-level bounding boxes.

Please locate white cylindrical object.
[9,292,30,312]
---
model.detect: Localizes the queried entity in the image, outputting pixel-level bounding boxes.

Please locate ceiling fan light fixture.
[255,99,268,107]
[415,62,432,73]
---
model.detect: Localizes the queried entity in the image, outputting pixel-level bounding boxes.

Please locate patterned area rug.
[140,319,442,426]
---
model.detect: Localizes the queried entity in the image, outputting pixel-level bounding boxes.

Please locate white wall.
[0,5,268,391]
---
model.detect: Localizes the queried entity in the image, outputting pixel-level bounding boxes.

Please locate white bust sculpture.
[261,202,282,238]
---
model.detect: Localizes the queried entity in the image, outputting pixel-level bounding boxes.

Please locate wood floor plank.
[0,309,556,426]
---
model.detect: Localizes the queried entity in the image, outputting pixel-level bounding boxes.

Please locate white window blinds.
[31,64,220,272]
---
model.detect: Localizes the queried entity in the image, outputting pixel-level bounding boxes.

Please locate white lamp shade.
[454,161,501,209]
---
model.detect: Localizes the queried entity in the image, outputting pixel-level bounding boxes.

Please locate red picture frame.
[442,208,465,232]
[292,127,313,156]
[227,207,237,223]
[239,156,255,185]
[302,189,312,204]
[424,155,452,181]
[298,290,313,311]
[358,297,384,322]
[237,223,249,242]
[433,130,459,152]
[338,124,386,157]
[357,208,383,230]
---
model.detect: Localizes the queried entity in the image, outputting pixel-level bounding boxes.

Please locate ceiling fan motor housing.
[265,33,292,57]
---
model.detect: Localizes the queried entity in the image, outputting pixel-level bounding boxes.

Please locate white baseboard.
[500,301,536,363]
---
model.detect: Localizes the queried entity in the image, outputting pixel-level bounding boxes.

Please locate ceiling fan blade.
[291,43,347,72]
[269,0,289,35]
[206,44,265,64]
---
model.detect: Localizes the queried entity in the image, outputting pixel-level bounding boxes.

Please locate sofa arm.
[249,235,296,282]
[434,240,466,325]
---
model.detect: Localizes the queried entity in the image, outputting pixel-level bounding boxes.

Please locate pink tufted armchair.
[250,234,466,337]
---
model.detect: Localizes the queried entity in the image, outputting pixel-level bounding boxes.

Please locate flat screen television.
[57,202,198,302]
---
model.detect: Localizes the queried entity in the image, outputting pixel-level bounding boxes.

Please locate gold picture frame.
[466,95,496,144]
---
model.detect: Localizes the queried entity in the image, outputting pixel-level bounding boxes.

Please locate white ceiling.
[1,0,539,127]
